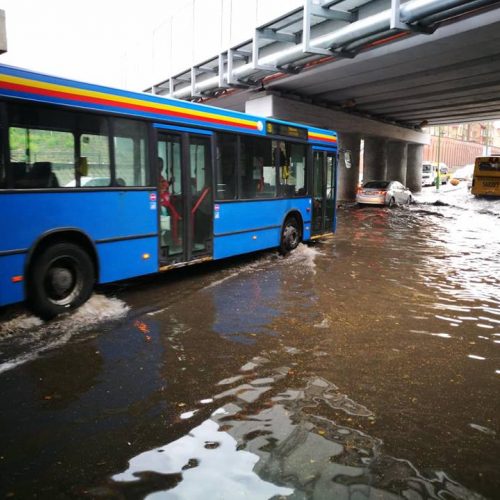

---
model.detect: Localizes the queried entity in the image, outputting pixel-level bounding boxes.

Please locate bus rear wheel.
[280,216,301,255]
[28,242,95,320]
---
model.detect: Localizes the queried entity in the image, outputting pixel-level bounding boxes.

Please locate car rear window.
[364,181,389,189]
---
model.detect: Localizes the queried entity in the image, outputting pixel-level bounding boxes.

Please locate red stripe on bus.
[0,81,257,131]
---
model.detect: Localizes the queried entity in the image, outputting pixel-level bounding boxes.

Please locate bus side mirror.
[344,150,352,169]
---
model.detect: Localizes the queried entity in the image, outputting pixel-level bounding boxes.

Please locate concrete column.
[363,137,387,181]
[386,141,408,185]
[337,132,361,202]
[406,144,423,193]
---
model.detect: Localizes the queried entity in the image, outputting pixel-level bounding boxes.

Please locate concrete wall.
[245,94,429,145]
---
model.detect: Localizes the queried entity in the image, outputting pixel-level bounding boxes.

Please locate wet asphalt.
[0,184,498,499]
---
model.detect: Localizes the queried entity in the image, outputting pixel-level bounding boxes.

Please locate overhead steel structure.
[147,0,500,127]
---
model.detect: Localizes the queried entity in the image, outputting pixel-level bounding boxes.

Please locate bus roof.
[0,63,337,148]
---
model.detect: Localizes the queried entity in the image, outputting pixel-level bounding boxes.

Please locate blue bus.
[0,64,338,319]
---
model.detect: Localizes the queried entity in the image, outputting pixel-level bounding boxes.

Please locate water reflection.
[113,355,484,499]
[1,185,499,498]
[204,244,322,344]
[407,188,500,377]
[208,267,283,344]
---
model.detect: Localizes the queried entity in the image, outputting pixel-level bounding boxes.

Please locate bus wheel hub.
[49,267,74,297]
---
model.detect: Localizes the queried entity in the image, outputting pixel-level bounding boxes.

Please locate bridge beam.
[244,93,429,145]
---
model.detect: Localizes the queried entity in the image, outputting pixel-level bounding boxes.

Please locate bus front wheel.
[280,216,301,255]
[28,242,95,320]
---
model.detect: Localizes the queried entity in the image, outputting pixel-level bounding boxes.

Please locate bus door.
[156,128,213,264]
[312,148,337,235]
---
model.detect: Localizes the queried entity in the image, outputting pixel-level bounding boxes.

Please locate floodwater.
[0,184,499,499]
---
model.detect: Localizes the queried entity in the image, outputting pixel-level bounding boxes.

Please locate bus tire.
[28,242,95,320]
[280,215,301,255]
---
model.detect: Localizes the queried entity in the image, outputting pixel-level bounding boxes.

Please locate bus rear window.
[479,162,500,172]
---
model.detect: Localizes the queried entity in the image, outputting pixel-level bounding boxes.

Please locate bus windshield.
[478,161,500,172]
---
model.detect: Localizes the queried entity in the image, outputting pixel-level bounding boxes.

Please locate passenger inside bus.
[159,157,182,245]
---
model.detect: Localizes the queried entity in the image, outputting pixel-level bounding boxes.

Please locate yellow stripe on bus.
[0,74,259,129]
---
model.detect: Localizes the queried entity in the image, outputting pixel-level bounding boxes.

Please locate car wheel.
[28,242,95,320]
[280,215,301,255]
[388,197,396,208]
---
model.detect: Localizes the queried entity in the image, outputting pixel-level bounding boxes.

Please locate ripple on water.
[110,350,485,499]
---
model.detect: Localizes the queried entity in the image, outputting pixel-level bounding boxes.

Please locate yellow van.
[471,155,500,197]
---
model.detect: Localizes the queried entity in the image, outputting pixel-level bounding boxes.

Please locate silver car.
[356,180,413,207]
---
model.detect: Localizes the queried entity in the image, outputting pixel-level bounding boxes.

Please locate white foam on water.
[62,294,129,327]
[204,271,240,290]
[0,294,129,375]
[0,314,43,339]
[314,317,330,329]
[180,410,198,420]
[0,328,75,375]
[286,243,323,273]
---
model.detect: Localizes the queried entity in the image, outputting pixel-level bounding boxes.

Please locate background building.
[423,121,500,168]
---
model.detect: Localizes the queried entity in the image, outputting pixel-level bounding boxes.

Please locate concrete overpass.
[148,0,500,198]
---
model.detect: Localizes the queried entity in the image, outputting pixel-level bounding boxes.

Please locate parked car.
[356,180,413,207]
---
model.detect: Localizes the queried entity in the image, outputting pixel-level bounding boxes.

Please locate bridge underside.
[261,7,500,128]
[150,1,500,199]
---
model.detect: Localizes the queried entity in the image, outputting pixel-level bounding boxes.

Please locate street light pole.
[436,126,442,192]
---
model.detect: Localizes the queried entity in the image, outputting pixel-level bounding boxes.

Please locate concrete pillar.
[386,141,408,185]
[363,137,387,181]
[406,144,423,193]
[337,133,361,202]
[0,10,6,54]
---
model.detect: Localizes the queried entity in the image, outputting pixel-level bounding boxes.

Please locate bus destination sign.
[266,122,308,140]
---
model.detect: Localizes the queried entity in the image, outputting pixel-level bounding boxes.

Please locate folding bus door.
[157,128,213,264]
[312,149,337,235]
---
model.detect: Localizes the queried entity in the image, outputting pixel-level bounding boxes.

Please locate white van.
[422,162,448,186]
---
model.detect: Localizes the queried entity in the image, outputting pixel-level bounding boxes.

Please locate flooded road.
[0,185,499,499]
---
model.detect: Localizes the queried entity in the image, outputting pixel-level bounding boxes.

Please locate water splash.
[286,242,322,273]
[0,314,43,339]
[0,294,129,374]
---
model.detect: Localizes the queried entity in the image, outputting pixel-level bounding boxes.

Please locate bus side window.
[287,143,306,196]
[240,136,274,199]
[78,125,111,187]
[7,103,76,189]
[216,133,237,200]
[113,118,149,187]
